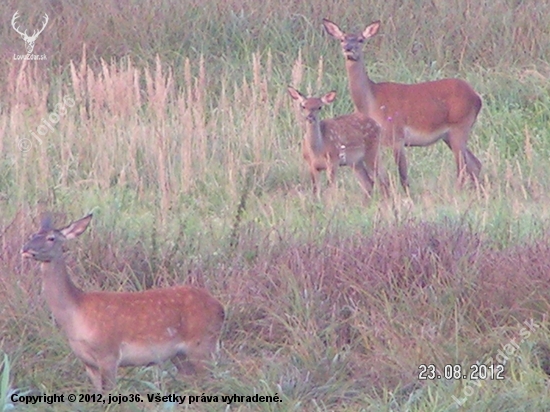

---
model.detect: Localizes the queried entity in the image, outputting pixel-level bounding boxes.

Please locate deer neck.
[345,56,376,116]
[40,258,83,330]
[305,119,324,153]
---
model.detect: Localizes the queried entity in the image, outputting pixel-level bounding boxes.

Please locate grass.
[1,0,550,410]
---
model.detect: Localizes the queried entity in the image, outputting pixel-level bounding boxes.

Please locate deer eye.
[46,235,55,242]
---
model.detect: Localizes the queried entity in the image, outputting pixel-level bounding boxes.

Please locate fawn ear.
[39,212,53,231]
[323,19,344,40]
[60,214,93,240]
[321,91,337,104]
[362,21,380,40]
[287,86,305,102]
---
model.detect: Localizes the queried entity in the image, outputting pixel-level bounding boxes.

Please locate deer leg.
[460,111,483,181]
[384,125,409,191]
[309,168,321,198]
[377,166,390,198]
[98,358,118,392]
[84,363,104,392]
[326,162,337,187]
[374,159,390,198]
[324,162,337,194]
[464,148,482,180]
[83,357,117,393]
[445,139,467,187]
[352,162,375,198]
[444,128,481,187]
[364,139,390,197]
[174,338,216,376]
[393,145,409,191]
[172,353,196,376]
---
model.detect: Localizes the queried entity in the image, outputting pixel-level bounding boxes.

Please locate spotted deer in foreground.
[287,86,388,198]
[21,214,224,392]
[323,19,482,190]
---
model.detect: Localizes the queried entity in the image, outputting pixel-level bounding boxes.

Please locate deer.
[11,11,49,55]
[323,18,483,191]
[287,86,388,199]
[21,213,225,392]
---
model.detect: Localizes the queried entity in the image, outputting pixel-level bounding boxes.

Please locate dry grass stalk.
[145,55,172,121]
[193,56,207,172]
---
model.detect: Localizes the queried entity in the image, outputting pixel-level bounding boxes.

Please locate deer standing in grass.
[323,19,482,190]
[287,86,388,199]
[21,214,224,392]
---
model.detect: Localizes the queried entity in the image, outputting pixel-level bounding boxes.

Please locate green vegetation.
[1,0,549,410]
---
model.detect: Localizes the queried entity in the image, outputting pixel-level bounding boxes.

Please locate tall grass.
[0,0,550,410]
[1,48,549,242]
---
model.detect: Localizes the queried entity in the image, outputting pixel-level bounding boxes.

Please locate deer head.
[12,11,49,55]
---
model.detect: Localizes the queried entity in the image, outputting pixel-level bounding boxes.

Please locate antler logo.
[12,11,49,55]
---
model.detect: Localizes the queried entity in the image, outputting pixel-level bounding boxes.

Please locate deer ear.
[287,86,305,102]
[362,21,380,39]
[322,91,337,104]
[39,213,53,231]
[323,18,345,40]
[60,214,93,240]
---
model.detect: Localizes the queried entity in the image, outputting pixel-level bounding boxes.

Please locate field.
[1,0,550,410]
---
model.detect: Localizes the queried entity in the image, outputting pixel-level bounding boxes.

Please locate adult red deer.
[323,19,482,190]
[21,214,224,392]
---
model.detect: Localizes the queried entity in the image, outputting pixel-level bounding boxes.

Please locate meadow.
[1,0,550,410]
